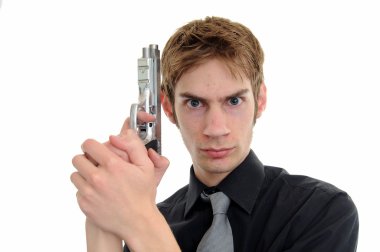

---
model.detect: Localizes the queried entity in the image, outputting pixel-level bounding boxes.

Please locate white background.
[0,0,378,251]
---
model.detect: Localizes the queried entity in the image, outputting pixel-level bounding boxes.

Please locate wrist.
[124,206,180,252]
[86,219,123,252]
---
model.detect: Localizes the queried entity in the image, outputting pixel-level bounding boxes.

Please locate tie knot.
[209,191,230,215]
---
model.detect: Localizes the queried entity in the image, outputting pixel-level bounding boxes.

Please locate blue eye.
[187,99,202,108]
[228,97,241,106]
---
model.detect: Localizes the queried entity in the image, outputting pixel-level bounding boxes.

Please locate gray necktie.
[197,191,234,252]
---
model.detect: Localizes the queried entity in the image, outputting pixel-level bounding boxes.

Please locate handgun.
[129,44,161,154]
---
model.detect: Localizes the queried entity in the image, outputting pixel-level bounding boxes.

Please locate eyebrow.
[178,88,250,102]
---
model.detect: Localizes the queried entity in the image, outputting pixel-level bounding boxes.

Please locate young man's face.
[163,58,266,186]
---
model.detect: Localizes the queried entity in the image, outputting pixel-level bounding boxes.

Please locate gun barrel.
[130,44,161,154]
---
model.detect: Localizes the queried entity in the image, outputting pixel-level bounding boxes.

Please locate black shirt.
[125,150,359,251]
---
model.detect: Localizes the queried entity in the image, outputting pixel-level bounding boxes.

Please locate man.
[71,16,359,251]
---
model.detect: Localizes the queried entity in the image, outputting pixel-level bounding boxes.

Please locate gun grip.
[145,139,159,153]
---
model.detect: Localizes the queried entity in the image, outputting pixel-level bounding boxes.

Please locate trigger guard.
[130,103,139,132]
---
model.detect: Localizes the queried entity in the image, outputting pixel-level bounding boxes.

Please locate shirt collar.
[184,150,265,217]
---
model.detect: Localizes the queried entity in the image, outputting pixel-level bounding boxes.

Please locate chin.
[202,158,236,173]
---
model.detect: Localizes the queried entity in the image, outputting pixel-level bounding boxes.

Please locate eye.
[187,99,202,108]
[228,97,242,106]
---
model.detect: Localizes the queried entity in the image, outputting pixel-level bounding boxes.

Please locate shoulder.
[264,165,349,197]
[263,165,358,218]
[264,165,358,226]
[266,166,359,249]
[261,166,359,250]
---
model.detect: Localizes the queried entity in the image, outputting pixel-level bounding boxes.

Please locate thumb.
[147,148,170,186]
[103,140,130,162]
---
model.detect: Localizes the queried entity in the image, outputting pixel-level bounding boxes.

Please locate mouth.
[200,147,235,159]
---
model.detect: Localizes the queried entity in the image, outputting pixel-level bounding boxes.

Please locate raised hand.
[72,129,156,236]
[104,111,169,186]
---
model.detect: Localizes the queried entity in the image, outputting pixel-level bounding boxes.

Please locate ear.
[161,93,176,124]
[255,82,267,119]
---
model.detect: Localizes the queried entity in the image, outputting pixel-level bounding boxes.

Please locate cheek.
[175,107,199,138]
[177,121,201,154]
[229,105,255,125]
[228,109,255,141]
[178,120,200,140]
[175,103,204,127]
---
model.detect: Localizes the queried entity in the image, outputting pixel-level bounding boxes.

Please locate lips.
[201,147,234,159]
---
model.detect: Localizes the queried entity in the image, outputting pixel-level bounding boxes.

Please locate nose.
[203,106,231,137]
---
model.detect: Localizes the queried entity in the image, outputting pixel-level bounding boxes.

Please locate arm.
[85,218,122,252]
[122,203,180,251]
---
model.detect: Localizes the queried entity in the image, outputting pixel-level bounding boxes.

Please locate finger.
[70,171,88,191]
[109,131,152,168]
[137,111,156,122]
[81,139,120,169]
[74,186,93,218]
[120,118,130,135]
[104,141,130,162]
[85,152,98,166]
[148,148,170,170]
[120,111,156,135]
[72,154,97,181]
[147,148,170,186]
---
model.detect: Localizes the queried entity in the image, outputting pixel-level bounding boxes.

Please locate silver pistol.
[129,44,161,154]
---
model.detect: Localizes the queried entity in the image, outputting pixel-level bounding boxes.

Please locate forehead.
[175,59,252,98]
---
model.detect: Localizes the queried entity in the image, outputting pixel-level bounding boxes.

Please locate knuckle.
[81,186,95,202]
[118,152,129,162]
[78,198,92,217]
[106,144,119,153]
[89,172,103,188]
[104,156,119,169]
